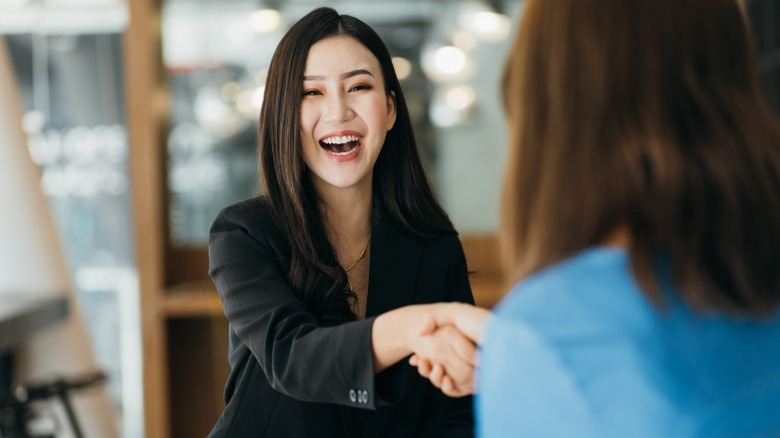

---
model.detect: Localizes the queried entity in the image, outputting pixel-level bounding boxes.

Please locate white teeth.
[321,135,360,145]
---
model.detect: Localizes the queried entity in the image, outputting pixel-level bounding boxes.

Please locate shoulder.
[210,196,282,239]
[212,196,270,224]
[493,247,657,338]
[479,249,678,436]
[497,248,633,309]
[209,196,288,258]
[421,231,462,252]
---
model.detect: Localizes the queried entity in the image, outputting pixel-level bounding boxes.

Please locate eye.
[349,84,373,92]
[302,89,322,96]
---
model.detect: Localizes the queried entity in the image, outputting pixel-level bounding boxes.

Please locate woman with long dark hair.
[208,7,476,437]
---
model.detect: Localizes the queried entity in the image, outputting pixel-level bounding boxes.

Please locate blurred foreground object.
[0,35,118,437]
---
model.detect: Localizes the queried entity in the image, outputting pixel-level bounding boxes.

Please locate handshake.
[406,303,492,398]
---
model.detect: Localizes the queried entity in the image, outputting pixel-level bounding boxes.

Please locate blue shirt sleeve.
[476,314,600,438]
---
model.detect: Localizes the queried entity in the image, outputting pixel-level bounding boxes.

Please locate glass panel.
[163,0,264,246]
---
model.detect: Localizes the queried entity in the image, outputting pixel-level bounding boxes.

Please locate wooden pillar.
[122,0,171,436]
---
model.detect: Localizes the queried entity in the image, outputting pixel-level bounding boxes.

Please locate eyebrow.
[303,69,375,81]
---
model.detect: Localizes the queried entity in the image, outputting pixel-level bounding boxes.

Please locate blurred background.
[0,0,777,436]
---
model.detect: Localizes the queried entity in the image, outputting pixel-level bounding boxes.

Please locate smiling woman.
[206,7,481,438]
[300,36,396,190]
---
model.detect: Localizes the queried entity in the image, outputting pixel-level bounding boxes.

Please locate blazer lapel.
[340,204,421,433]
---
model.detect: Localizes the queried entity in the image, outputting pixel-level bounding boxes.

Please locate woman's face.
[300,35,396,194]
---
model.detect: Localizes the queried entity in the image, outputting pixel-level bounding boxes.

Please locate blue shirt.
[476,248,780,438]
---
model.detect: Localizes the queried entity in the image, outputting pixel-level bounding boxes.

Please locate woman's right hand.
[427,302,491,343]
[408,303,492,397]
[407,314,477,396]
[371,302,488,386]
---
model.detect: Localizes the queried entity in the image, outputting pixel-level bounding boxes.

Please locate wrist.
[394,304,432,355]
[372,307,416,372]
[399,305,426,354]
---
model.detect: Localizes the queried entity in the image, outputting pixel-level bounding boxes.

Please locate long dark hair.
[500,0,780,315]
[258,7,454,321]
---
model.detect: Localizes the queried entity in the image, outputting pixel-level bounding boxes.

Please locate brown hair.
[500,0,780,314]
[259,7,454,322]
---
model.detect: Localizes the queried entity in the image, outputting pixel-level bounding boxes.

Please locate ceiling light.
[249,9,281,34]
[430,84,477,127]
[459,2,512,42]
[392,57,412,80]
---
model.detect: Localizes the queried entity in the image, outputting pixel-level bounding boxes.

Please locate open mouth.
[319,134,362,156]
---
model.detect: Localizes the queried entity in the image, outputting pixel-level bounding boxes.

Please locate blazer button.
[349,389,357,402]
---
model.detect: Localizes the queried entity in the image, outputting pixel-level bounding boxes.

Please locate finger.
[451,333,478,366]
[457,374,475,396]
[409,354,418,366]
[417,358,432,378]
[429,363,443,387]
[444,375,473,398]
[429,363,444,388]
[441,375,456,396]
[416,356,431,370]
[436,347,470,380]
[413,328,468,387]
[434,330,475,382]
[440,361,473,390]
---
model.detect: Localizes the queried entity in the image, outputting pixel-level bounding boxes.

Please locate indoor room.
[1,0,778,437]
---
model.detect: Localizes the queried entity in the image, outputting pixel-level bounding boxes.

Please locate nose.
[321,91,354,123]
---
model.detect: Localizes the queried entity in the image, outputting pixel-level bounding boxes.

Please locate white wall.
[435,39,511,233]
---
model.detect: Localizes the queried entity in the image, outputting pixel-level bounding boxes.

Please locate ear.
[386,90,397,131]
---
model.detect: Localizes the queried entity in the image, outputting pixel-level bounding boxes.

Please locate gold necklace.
[344,237,371,272]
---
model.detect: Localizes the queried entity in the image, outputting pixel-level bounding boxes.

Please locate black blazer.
[208,197,475,438]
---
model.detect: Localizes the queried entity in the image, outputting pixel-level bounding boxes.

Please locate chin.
[316,173,371,191]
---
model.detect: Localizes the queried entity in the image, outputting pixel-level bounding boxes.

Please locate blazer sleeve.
[209,203,380,409]
[416,236,475,438]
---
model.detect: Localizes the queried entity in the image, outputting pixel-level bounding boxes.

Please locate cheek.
[363,99,391,129]
[299,104,319,134]
[298,112,318,162]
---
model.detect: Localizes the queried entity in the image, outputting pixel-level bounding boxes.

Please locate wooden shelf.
[163,285,223,318]
[161,277,503,315]
[460,234,505,309]
[471,274,506,309]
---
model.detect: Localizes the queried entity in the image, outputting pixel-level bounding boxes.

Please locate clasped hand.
[407,303,491,398]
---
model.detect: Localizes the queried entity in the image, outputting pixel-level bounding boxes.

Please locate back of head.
[501,0,780,314]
